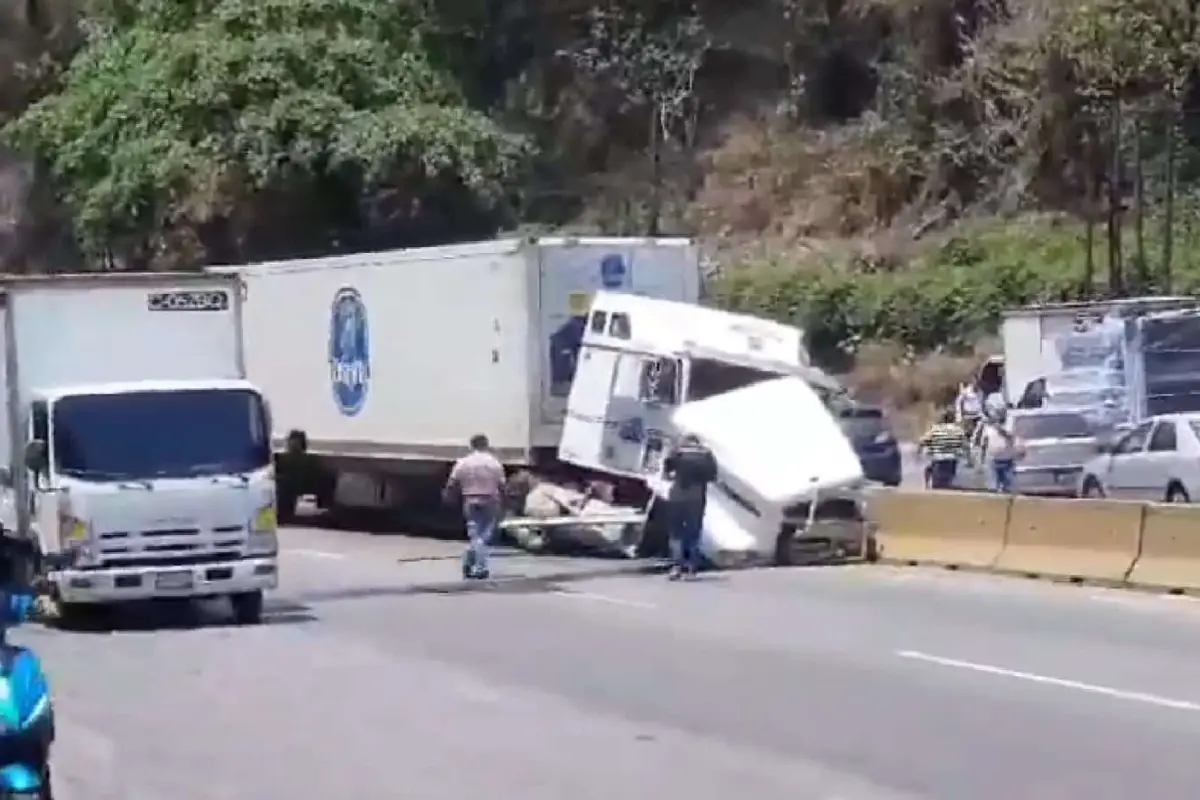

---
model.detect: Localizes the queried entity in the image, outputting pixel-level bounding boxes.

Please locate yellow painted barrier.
[996,495,1142,582]
[868,490,1010,569]
[1128,503,1200,592]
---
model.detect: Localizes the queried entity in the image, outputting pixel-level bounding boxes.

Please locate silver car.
[958,409,1096,495]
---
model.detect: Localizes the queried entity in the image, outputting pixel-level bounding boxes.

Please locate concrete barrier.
[1128,503,1200,592]
[996,495,1143,582]
[868,490,1010,568]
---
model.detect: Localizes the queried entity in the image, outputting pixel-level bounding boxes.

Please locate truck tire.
[230,590,264,625]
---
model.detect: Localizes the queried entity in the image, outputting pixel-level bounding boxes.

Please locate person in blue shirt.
[0,589,54,798]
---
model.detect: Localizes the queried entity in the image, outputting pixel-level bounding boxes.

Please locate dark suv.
[836,404,902,486]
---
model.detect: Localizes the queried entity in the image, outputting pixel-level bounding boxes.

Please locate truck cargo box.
[215,237,700,464]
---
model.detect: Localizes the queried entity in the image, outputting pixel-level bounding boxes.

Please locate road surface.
[34,525,1200,799]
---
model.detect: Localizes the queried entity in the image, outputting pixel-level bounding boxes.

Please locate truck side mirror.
[23,440,46,474]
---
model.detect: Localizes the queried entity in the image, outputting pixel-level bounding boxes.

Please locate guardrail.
[866,489,1200,593]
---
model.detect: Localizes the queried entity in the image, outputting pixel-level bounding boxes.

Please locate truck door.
[558,346,619,472]
[559,346,684,479]
[603,353,683,477]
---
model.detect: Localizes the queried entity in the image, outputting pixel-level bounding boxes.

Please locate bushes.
[710,215,1200,368]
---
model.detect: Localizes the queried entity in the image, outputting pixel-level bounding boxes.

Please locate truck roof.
[32,378,258,402]
[0,271,239,292]
[584,291,842,389]
[208,236,697,275]
[1002,296,1196,319]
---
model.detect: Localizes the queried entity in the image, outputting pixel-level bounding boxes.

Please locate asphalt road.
[31,525,1200,799]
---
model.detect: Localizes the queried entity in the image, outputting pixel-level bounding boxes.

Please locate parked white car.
[958,408,1095,495]
[1079,413,1200,502]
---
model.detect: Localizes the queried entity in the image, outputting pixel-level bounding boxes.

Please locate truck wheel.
[773,527,796,567]
[230,590,264,625]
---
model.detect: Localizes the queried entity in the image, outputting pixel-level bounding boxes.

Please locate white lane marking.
[285,548,346,560]
[1089,590,1200,610]
[897,649,1200,712]
[551,589,657,610]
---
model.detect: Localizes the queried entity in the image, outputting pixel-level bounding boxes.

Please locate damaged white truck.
[507,291,873,566]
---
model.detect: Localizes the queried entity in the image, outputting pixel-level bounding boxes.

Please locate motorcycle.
[0,592,53,799]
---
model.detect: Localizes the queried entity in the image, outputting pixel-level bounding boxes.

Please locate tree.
[2,0,533,267]
[559,5,710,235]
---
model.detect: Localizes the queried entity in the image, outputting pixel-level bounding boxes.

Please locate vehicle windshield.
[1012,412,1092,440]
[52,389,270,481]
[685,359,781,402]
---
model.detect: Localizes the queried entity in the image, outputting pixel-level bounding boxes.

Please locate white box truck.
[211,237,701,528]
[0,273,278,625]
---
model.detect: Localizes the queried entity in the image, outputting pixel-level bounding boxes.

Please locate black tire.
[1081,476,1105,499]
[773,526,795,567]
[1166,483,1190,503]
[230,590,264,625]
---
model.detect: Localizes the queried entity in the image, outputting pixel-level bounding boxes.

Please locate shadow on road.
[296,561,667,604]
[40,597,318,634]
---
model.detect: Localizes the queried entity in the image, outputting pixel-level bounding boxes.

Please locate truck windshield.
[52,389,270,480]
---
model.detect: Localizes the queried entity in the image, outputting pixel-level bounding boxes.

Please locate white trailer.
[211,237,701,526]
[0,273,278,625]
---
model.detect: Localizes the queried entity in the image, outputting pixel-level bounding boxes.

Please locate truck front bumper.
[52,557,278,604]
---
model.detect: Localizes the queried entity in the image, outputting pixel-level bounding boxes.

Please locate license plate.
[155,570,194,590]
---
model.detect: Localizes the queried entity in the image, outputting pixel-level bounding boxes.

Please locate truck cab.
[0,272,278,626]
[7,379,277,621]
[558,292,866,564]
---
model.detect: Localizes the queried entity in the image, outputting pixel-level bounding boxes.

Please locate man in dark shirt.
[662,434,718,580]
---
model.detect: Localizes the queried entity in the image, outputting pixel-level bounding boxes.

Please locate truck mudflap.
[50,557,278,605]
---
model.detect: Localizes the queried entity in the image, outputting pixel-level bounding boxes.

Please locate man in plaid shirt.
[919,409,967,489]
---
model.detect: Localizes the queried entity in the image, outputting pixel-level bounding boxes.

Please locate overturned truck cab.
[552,291,872,566]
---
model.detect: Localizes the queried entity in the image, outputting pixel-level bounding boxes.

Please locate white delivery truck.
[0,273,278,626]
[552,291,868,565]
[1000,296,1199,425]
[210,237,701,530]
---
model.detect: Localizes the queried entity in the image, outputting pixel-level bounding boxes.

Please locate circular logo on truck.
[329,287,370,416]
[599,253,627,289]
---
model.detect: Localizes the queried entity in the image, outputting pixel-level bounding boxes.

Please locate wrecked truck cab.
[671,376,868,566]
[556,291,870,565]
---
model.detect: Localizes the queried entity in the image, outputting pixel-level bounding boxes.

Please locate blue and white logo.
[599,253,627,289]
[329,287,370,416]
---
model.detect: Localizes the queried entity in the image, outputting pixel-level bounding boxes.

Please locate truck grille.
[92,524,247,568]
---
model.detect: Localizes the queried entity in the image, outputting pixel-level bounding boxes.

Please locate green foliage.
[2,0,531,263]
[711,214,1200,367]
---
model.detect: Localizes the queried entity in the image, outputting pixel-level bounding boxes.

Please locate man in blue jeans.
[663,434,718,580]
[444,434,507,580]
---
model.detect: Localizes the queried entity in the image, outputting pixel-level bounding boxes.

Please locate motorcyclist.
[0,588,55,797]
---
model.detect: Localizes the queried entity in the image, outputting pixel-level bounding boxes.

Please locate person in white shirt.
[979,406,1020,493]
[443,434,507,580]
[956,383,983,436]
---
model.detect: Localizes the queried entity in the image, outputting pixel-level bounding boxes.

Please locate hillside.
[2,0,1200,404]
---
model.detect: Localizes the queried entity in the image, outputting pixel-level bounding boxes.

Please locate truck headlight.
[248,505,277,556]
[252,505,276,534]
[59,515,88,544]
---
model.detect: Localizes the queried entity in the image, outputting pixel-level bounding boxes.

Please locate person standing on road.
[443,434,506,580]
[980,406,1021,493]
[955,382,983,438]
[662,434,718,581]
[918,408,966,489]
